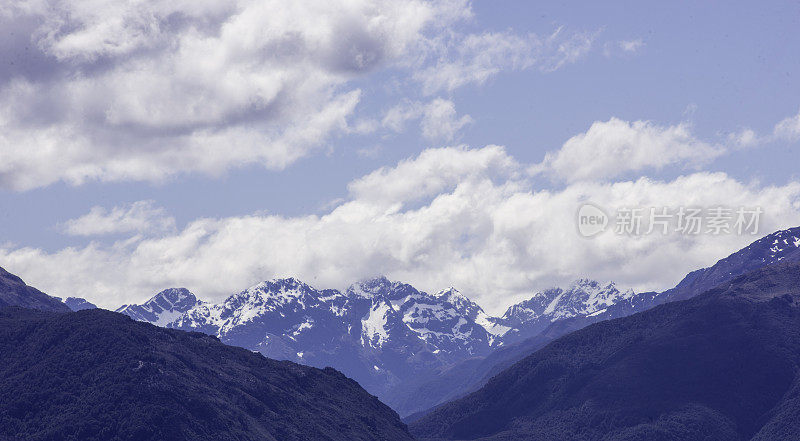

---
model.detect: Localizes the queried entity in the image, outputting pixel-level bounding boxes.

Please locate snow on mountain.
[503,279,634,324]
[348,279,493,358]
[766,228,800,261]
[116,287,203,326]
[360,299,397,349]
[118,275,636,409]
[497,279,635,343]
[127,277,636,363]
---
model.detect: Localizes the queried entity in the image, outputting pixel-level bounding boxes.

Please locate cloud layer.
[61,200,175,236]
[4,143,799,313]
[533,118,724,182]
[0,0,595,190]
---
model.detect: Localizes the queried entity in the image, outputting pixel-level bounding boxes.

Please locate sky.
[1,0,799,313]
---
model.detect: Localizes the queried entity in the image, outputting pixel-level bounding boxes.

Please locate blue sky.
[1,0,799,312]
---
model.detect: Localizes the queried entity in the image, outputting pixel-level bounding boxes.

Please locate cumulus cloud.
[0,0,474,190]
[2,146,799,313]
[382,98,472,141]
[61,200,175,236]
[348,145,518,205]
[726,128,760,148]
[0,1,600,191]
[420,99,474,141]
[720,108,800,149]
[532,118,725,183]
[774,109,800,141]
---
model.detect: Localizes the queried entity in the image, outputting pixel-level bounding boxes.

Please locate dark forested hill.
[403,227,800,421]
[0,307,413,441]
[0,266,70,312]
[411,261,800,440]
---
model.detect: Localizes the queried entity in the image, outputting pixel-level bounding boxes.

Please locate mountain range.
[113,275,637,413]
[3,226,800,439]
[410,260,800,440]
[112,226,800,417]
[401,226,800,420]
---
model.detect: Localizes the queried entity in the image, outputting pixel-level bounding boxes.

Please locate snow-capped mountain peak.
[503,279,635,326]
[119,275,636,409]
[116,287,202,326]
[347,276,394,299]
[436,287,481,314]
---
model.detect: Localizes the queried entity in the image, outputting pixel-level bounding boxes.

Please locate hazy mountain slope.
[399,333,553,422]
[411,261,800,440]
[0,307,414,441]
[0,266,70,312]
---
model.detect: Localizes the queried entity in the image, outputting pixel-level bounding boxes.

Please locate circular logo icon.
[577,203,609,238]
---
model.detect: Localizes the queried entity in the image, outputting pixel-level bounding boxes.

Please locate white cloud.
[727,128,760,148]
[382,98,472,141]
[61,200,175,236]
[708,108,800,151]
[619,39,644,53]
[603,38,645,58]
[415,27,597,94]
[348,145,518,205]
[533,118,725,183]
[774,109,800,141]
[0,1,601,191]
[0,0,473,190]
[420,98,474,141]
[3,146,799,313]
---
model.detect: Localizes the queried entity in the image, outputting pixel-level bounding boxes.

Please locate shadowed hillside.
[0,307,413,441]
[0,266,69,312]
[411,261,800,440]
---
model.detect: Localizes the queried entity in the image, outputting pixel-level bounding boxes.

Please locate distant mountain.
[63,297,97,311]
[166,277,501,405]
[404,226,800,421]
[497,279,635,344]
[0,307,414,441]
[106,228,800,419]
[116,288,203,325]
[411,260,800,440]
[0,266,70,312]
[536,227,800,344]
[118,276,637,415]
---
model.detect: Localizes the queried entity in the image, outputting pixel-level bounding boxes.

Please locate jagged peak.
[436,287,479,307]
[117,287,201,312]
[254,277,317,291]
[347,275,396,298]
[150,287,195,301]
[568,278,607,290]
[435,286,461,298]
[503,279,633,322]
